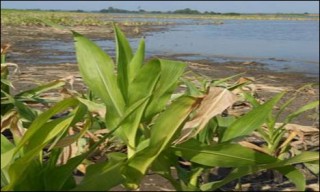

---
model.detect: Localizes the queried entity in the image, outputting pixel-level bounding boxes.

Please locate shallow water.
[21,17,320,76]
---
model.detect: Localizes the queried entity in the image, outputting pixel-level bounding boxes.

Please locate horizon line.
[1,7,319,14]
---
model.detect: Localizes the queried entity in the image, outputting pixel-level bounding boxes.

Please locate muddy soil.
[1,24,168,41]
[2,25,319,191]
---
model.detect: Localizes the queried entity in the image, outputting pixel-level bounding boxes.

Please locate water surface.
[18,17,320,76]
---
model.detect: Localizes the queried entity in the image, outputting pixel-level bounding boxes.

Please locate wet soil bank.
[8,58,319,127]
[1,24,168,46]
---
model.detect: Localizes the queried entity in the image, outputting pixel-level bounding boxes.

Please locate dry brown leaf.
[175,87,238,144]
[236,77,255,84]
[239,141,270,154]
[57,129,78,165]
[1,43,11,54]
[1,110,17,132]
[10,116,26,138]
[255,84,290,93]
[60,87,75,98]
[274,123,319,133]
[60,75,75,89]
[279,130,298,149]
[54,134,80,148]
[77,163,87,174]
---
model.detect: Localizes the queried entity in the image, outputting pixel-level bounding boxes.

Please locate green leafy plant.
[1,23,318,191]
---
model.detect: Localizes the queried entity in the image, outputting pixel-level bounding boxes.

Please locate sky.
[1,1,319,13]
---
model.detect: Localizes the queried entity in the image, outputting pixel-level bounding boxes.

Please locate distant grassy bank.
[1,9,319,27]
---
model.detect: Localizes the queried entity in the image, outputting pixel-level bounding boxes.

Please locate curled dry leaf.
[57,128,78,165]
[255,84,290,93]
[175,87,238,144]
[238,141,270,155]
[231,76,256,95]
[273,123,319,150]
[1,63,20,74]
[274,123,319,134]
[1,43,11,54]
[1,110,17,132]
[236,77,255,84]
[279,130,299,149]
[60,75,75,89]
[77,163,87,174]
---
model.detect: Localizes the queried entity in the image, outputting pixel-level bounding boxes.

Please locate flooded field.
[2,12,319,76]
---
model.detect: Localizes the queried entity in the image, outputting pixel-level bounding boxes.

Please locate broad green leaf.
[1,149,15,170]
[44,97,150,191]
[124,96,198,189]
[149,96,197,150]
[200,167,250,191]
[172,139,277,167]
[1,135,15,169]
[284,100,319,124]
[5,99,84,191]
[25,104,87,152]
[0,79,13,88]
[1,168,10,188]
[6,117,77,190]
[216,115,237,128]
[304,161,319,175]
[151,152,176,177]
[13,98,79,154]
[196,117,218,144]
[1,90,37,122]
[144,59,186,120]
[151,153,182,191]
[77,97,106,117]
[242,91,260,108]
[1,90,14,115]
[52,116,91,149]
[72,153,127,191]
[128,38,145,84]
[44,153,87,190]
[15,79,66,98]
[211,72,246,87]
[1,134,15,154]
[221,92,284,142]
[275,96,295,121]
[122,60,161,157]
[9,159,45,191]
[202,152,318,191]
[73,31,125,129]
[14,99,37,122]
[279,151,319,166]
[201,164,308,191]
[6,118,76,190]
[275,166,305,191]
[114,24,133,102]
[181,78,204,97]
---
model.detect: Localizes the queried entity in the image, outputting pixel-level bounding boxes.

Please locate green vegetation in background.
[1,8,318,28]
